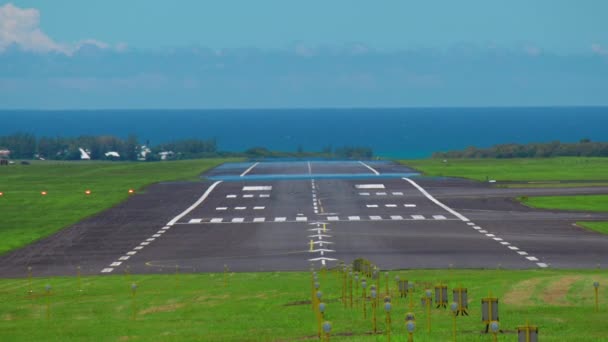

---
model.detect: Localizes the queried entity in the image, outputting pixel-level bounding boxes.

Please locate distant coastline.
[1,107,607,158]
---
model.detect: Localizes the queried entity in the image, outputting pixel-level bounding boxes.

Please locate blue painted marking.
[206,172,420,182]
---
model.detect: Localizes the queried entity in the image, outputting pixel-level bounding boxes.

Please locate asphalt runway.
[2,160,608,277]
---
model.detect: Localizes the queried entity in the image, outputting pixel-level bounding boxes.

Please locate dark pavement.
[2,160,608,277]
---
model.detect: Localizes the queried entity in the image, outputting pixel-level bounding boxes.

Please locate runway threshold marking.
[99,181,223,274]
[358,161,380,175]
[240,162,259,177]
[402,177,549,269]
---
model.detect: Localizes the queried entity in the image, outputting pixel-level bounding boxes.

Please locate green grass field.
[0,159,238,255]
[578,222,608,235]
[401,157,608,182]
[521,195,608,213]
[0,269,606,341]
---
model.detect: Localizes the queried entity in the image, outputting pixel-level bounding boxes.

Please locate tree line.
[0,133,374,161]
[432,139,608,159]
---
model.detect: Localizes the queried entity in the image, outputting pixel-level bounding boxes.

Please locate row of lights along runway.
[309,178,336,267]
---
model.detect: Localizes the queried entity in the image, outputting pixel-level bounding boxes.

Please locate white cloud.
[0,3,120,55]
[0,3,67,53]
[591,43,608,56]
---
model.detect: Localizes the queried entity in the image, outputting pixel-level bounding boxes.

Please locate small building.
[0,149,10,158]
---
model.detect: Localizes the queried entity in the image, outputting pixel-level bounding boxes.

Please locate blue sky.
[8,0,608,51]
[1,1,607,108]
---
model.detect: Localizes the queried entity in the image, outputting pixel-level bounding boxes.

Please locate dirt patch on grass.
[139,303,184,315]
[504,278,543,306]
[542,276,582,306]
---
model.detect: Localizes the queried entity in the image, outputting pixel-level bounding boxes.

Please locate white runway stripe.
[235,206,246,210]
[243,194,254,198]
[253,206,265,210]
[358,161,380,175]
[189,218,202,223]
[376,192,387,196]
[348,216,361,221]
[411,215,425,220]
[253,217,266,222]
[210,218,224,223]
[385,204,397,208]
[370,215,382,220]
[392,192,404,196]
[296,217,308,222]
[226,194,237,198]
[240,162,259,177]
[275,217,286,222]
[433,215,447,220]
[216,207,227,211]
[328,216,339,221]
[359,192,370,196]
[366,204,379,208]
[403,177,470,222]
[355,184,384,189]
[243,185,272,191]
[404,204,417,208]
[232,218,244,223]
[260,194,270,198]
[391,215,403,220]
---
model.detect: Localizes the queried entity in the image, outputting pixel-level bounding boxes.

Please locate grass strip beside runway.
[0,269,606,341]
[402,157,608,182]
[521,195,608,213]
[578,222,608,235]
[0,159,239,255]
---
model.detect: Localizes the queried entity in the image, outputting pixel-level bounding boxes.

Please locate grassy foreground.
[402,157,608,182]
[0,159,238,254]
[0,269,606,341]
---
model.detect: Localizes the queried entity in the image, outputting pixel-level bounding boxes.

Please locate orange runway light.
[0,192,4,196]
[128,189,135,194]
[85,190,92,195]
[41,191,47,196]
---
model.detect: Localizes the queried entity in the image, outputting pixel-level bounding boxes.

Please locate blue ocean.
[1,107,607,158]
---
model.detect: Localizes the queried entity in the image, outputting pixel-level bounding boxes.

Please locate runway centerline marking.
[99,180,222,274]
[240,162,259,177]
[358,161,380,175]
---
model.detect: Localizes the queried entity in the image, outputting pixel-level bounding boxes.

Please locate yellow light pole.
[319,302,327,337]
[349,271,353,308]
[406,320,416,342]
[408,283,415,311]
[354,273,359,308]
[384,302,392,342]
[594,282,600,312]
[490,321,500,342]
[450,302,458,341]
[362,279,367,319]
[322,321,332,342]
[424,289,432,333]
[371,289,378,333]
[316,291,323,338]
[385,272,389,296]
